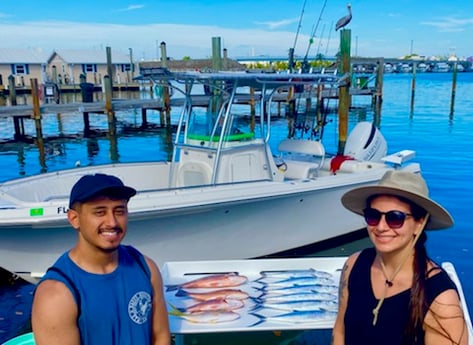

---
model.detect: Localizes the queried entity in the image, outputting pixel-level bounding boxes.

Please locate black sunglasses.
[363,208,412,229]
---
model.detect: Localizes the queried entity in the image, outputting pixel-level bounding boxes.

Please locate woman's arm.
[424,288,469,345]
[332,252,359,345]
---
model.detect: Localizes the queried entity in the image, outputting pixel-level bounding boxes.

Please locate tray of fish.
[161,257,345,333]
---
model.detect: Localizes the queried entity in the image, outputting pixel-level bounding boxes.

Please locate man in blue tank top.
[32,173,171,345]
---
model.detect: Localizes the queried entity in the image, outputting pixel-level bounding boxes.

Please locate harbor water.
[0,72,472,343]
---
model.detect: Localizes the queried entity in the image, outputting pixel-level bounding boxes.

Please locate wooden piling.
[450,62,458,117]
[106,47,114,93]
[141,108,148,128]
[410,62,417,114]
[373,58,384,107]
[8,75,17,106]
[160,42,171,127]
[30,78,46,170]
[249,87,256,132]
[103,75,116,138]
[83,112,91,137]
[337,29,351,154]
[211,37,223,71]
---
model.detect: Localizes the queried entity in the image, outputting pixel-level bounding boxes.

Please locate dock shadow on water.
[0,268,35,344]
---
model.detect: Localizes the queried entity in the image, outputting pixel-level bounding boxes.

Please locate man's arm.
[32,279,81,345]
[146,257,171,345]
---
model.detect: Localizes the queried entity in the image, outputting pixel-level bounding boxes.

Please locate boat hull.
[0,177,373,276]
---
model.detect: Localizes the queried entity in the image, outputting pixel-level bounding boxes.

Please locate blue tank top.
[344,248,458,345]
[39,245,153,345]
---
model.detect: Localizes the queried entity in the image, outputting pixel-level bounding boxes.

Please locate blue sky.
[1,0,472,61]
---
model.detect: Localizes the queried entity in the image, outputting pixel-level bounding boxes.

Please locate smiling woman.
[333,171,468,345]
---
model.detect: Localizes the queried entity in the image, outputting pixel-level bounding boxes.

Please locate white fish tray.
[162,257,346,334]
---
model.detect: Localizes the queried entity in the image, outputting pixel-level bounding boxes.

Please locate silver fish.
[257,276,335,289]
[251,310,337,325]
[259,269,333,279]
[254,299,339,312]
[256,284,338,295]
[257,291,337,303]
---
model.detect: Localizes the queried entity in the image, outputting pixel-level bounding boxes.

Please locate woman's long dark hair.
[401,198,461,344]
[368,195,464,344]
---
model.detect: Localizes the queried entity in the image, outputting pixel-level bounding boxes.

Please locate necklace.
[371,215,429,326]
[379,257,399,287]
[372,250,411,325]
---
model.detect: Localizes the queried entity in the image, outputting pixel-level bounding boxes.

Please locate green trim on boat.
[30,208,44,217]
[187,132,254,142]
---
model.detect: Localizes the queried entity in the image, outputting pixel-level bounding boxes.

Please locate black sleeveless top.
[344,248,457,345]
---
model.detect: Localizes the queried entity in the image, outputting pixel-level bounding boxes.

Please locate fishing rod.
[288,0,307,72]
[292,0,308,52]
[301,0,328,72]
[289,0,308,72]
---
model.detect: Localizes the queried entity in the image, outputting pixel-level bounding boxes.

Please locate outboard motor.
[344,122,387,161]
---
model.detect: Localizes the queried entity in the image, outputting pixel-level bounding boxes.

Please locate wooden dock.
[0,83,378,142]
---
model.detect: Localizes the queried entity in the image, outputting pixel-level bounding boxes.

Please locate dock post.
[337,29,351,154]
[9,75,24,140]
[106,47,114,93]
[83,112,91,137]
[141,108,148,128]
[450,62,458,117]
[30,78,46,171]
[373,58,384,107]
[211,37,223,71]
[103,75,116,136]
[410,62,417,114]
[250,87,256,132]
[103,74,118,161]
[8,75,17,106]
[160,42,171,127]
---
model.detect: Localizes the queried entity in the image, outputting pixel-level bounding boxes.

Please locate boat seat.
[176,161,212,187]
[278,139,325,179]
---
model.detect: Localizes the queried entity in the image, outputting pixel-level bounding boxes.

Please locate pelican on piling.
[335,3,352,31]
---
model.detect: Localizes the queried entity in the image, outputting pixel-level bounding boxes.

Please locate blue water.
[0,72,472,343]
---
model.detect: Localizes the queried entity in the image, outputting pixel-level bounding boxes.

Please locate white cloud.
[115,4,145,12]
[0,20,327,59]
[254,17,300,30]
[421,16,473,32]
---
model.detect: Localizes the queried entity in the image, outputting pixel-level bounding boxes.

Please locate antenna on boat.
[301,0,328,73]
[289,0,308,72]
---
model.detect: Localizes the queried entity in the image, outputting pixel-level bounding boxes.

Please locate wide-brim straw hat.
[341,170,453,230]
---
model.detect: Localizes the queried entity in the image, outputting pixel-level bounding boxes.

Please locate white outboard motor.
[344,122,387,161]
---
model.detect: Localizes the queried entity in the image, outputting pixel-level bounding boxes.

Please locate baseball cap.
[69,173,136,208]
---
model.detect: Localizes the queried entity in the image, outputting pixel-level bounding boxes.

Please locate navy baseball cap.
[69,173,136,208]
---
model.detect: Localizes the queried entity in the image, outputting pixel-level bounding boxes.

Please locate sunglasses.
[363,208,412,229]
